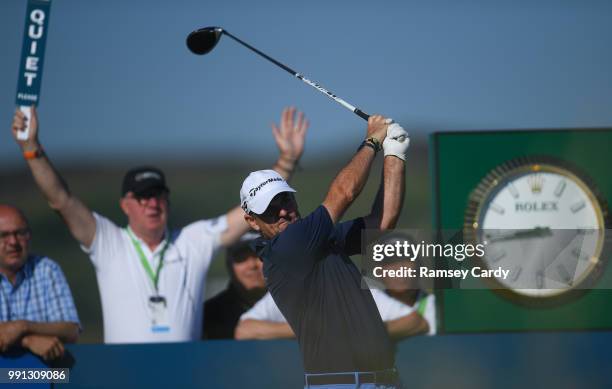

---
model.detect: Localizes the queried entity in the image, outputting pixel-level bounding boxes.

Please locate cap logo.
[135,172,161,182]
[248,177,283,197]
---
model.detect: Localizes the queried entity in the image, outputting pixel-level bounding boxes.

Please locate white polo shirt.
[82,212,227,344]
[241,289,415,323]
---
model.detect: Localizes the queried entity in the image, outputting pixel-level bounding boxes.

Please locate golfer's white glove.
[383,123,410,161]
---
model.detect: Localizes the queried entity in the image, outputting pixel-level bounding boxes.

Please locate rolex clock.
[464,156,610,303]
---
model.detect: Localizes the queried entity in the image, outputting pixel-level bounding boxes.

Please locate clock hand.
[541,229,591,281]
[484,226,553,243]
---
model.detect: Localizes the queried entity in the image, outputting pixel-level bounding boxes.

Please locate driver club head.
[186,26,223,55]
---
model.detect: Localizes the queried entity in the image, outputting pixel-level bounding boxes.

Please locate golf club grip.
[354,109,369,121]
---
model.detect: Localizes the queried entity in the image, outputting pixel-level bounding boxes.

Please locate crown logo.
[528,174,544,194]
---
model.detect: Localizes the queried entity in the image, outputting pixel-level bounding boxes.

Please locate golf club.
[186,26,370,121]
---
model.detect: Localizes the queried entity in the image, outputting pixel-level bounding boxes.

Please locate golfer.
[10,106,307,344]
[241,115,410,388]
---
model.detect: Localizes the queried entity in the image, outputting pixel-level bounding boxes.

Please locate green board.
[430,129,612,333]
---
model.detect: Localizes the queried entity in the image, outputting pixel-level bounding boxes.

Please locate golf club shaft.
[222,30,370,121]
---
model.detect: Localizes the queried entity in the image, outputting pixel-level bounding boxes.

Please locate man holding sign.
[10,106,307,344]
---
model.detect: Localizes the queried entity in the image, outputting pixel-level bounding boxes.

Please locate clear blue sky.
[2,0,612,167]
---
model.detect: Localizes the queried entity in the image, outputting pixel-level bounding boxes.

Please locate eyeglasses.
[127,191,169,206]
[0,228,31,242]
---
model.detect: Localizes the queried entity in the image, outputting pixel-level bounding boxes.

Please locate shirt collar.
[250,236,269,257]
[22,257,34,278]
[0,255,34,290]
[126,226,169,255]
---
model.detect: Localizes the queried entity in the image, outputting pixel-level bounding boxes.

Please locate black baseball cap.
[121,166,170,197]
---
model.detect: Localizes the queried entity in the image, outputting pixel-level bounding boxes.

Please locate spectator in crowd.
[11,106,307,344]
[376,234,437,335]
[203,236,266,339]
[235,288,428,341]
[380,263,436,335]
[0,205,80,360]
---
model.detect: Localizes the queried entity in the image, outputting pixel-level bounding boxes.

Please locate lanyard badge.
[126,227,171,333]
[148,296,170,333]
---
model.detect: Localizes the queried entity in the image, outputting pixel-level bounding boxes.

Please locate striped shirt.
[0,255,80,325]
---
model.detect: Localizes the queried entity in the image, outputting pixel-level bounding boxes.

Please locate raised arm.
[11,107,96,248]
[322,115,389,223]
[364,124,409,230]
[220,107,307,247]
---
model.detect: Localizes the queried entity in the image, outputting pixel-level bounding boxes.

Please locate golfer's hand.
[366,115,389,143]
[0,321,27,352]
[383,123,410,161]
[11,105,40,152]
[21,335,65,361]
[272,106,308,162]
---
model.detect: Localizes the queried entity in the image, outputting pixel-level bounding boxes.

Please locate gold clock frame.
[463,156,611,307]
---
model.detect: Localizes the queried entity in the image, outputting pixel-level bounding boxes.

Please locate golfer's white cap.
[240,170,296,215]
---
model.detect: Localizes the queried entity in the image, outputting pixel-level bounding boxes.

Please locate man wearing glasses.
[0,205,80,359]
[10,106,307,344]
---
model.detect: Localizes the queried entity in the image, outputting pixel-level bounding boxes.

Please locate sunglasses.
[257,192,296,222]
[127,190,169,204]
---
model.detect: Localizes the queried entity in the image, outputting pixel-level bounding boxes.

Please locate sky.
[1,0,612,167]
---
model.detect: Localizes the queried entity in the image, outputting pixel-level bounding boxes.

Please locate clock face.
[464,157,609,300]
